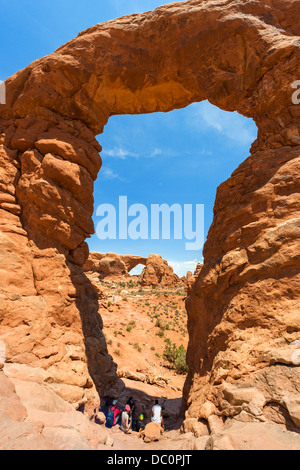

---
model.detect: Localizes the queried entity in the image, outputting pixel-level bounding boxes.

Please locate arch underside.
[0,0,299,416]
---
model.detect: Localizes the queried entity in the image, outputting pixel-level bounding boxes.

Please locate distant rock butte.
[140,254,181,287]
[0,0,299,444]
[83,252,181,287]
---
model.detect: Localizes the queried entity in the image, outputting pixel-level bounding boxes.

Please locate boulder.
[140,422,164,443]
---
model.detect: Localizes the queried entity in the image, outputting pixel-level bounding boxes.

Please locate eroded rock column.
[184,139,300,424]
[0,108,123,405]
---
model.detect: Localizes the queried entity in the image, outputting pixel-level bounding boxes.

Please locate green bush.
[127,280,136,288]
[163,339,188,374]
[174,346,188,374]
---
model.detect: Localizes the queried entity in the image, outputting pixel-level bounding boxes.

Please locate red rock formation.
[0,366,110,450]
[186,262,203,294]
[0,0,299,429]
[83,252,147,277]
[140,254,180,287]
[83,251,179,286]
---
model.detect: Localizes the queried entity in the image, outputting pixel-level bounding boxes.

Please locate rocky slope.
[0,364,110,450]
[0,0,299,449]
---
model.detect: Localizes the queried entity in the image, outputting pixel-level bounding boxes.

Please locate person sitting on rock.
[126,396,136,429]
[120,405,131,434]
[135,414,146,433]
[106,400,121,428]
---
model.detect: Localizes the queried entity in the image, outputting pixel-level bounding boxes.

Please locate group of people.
[105,397,164,434]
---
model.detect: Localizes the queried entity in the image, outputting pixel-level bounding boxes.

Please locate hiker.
[135,414,146,433]
[151,399,164,428]
[106,400,121,428]
[126,397,136,429]
[120,405,131,434]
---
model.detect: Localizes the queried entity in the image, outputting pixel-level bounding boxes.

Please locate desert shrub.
[174,346,188,374]
[127,321,136,332]
[163,339,188,374]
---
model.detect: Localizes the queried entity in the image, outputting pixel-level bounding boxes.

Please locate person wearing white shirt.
[151,400,164,428]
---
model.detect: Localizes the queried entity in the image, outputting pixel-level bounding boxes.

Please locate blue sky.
[0,0,257,276]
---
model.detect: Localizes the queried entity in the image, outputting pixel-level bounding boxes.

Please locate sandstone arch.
[83,252,148,277]
[0,0,299,418]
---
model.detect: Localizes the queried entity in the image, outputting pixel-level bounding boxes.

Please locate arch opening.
[82,100,257,421]
[89,100,258,273]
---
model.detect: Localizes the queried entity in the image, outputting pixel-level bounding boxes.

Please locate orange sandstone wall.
[0,1,299,415]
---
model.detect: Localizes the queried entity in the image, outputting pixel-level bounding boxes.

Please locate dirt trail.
[99,426,197,451]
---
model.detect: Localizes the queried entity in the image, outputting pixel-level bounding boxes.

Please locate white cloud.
[149,148,162,158]
[130,264,145,275]
[168,258,201,277]
[102,146,163,160]
[102,147,138,159]
[190,101,257,146]
[101,167,124,180]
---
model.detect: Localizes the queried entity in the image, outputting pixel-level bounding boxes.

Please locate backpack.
[106,407,116,428]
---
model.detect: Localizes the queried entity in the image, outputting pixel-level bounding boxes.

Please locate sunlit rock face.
[83,252,148,278]
[0,0,299,425]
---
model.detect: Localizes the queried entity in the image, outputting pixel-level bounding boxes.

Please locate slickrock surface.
[0,366,110,450]
[0,0,299,448]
